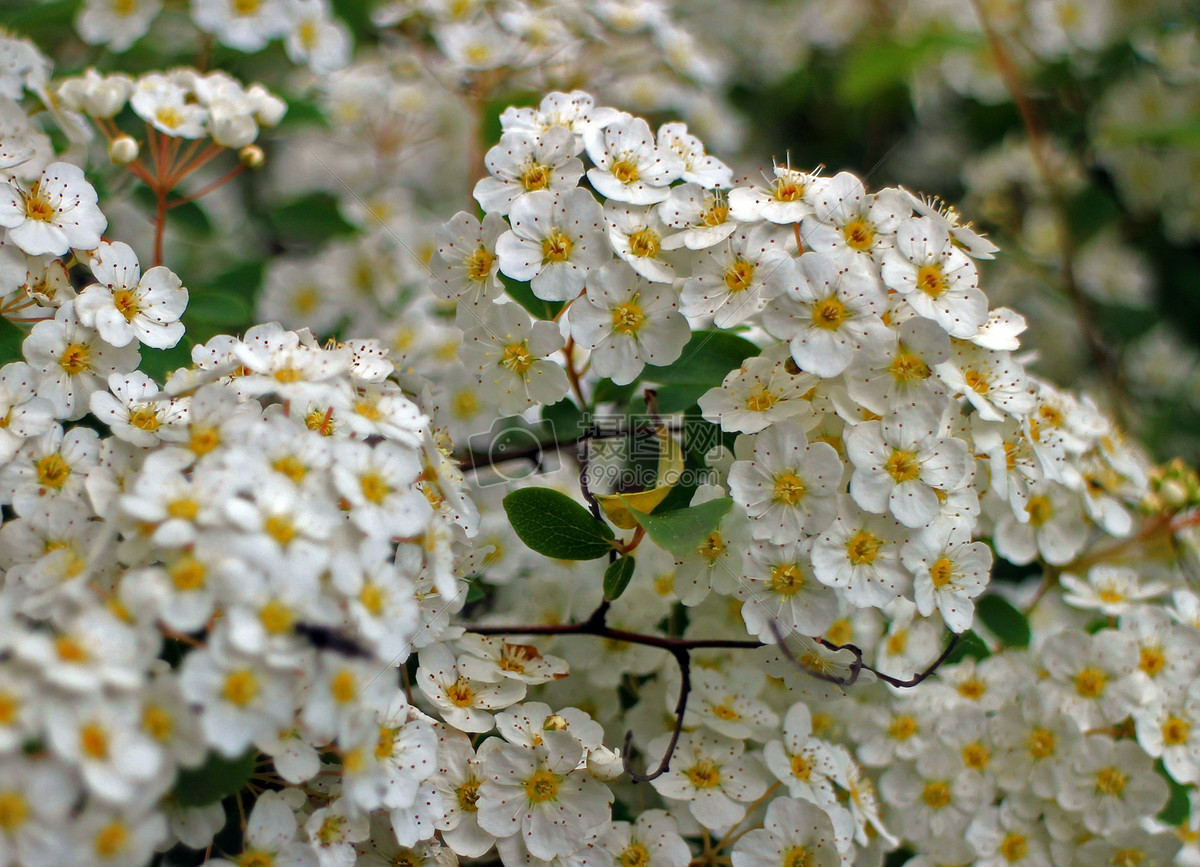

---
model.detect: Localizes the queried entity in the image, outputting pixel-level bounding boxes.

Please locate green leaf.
[643,331,759,388]
[943,629,990,664]
[503,487,615,560]
[184,289,253,327]
[173,750,255,807]
[838,31,981,105]
[625,497,732,557]
[269,192,356,243]
[976,595,1031,648]
[137,340,194,384]
[603,556,636,602]
[1157,759,1191,825]
[541,399,586,444]
[0,316,27,366]
[499,273,563,321]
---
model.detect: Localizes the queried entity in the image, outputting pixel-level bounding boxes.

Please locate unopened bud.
[239,144,265,168]
[542,714,568,731]
[1161,479,1189,511]
[109,135,139,165]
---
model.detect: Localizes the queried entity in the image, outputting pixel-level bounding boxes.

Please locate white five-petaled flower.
[762,250,890,378]
[569,260,690,385]
[727,419,842,544]
[881,216,987,338]
[583,113,682,204]
[0,161,106,256]
[474,125,585,216]
[75,241,188,349]
[458,302,569,415]
[495,188,610,302]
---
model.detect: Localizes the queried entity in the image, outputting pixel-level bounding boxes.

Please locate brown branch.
[624,646,689,782]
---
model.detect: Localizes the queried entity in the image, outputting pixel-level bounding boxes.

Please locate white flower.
[458,302,569,415]
[431,730,495,857]
[0,162,106,256]
[284,0,351,75]
[727,420,842,543]
[935,341,1035,422]
[75,241,187,349]
[762,250,890,378]
[991,481,1088,567]
[331,440,431,540]
[738,539,840,640]
[680,224,799,329]
[802,171,911,258]
[879,749,984,843]
[728,164,823,224]
[569,260,690,385]
[75,0,163,52]
[846,418,970,528]
[1056,736,1167,834]
[649,729,770,834]
[658,182,738,251]
[605,201,675,283]
[763,702,843,805]
[583,114,682,204]
[730,797,845,867]
[810,498,909,609]
[881,217,987,338]
[45,695,164,805]
[0,362,54,462]
[901,529,991,632]
[599,810,690,867]
[1060,564,1166,617]
[205,791,316,867]
[656,122,732,188]
[190,0,293,52]
[684,665,779,741]
[990,692,1080,797]
[129,72,208,138]
[90,371,189,448]
[474,126,585,216]
[496,188,610,302]
[417,643,526,733]
[1133,680,1200,784]
[1041,628,1142,730]
[178,646,295,758]
[697,348,816,435]
[476,730,613,860]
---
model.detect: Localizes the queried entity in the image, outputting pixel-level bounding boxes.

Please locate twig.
[624,645,691,782]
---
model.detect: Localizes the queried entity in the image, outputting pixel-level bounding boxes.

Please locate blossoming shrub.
[1,14,1200,867]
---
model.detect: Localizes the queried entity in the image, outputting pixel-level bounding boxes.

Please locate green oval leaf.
[976,595,1030,648]
[173,749,255,807]
[642,331,759,388]
[625,497,732,558]
[603,555,636,601]
[503,487,615,560]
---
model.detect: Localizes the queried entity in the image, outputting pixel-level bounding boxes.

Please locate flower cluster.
[3,11,1200,864]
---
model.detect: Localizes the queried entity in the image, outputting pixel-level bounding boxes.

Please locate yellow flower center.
[621,843,651,867]
[1140,646,1166,677]
[360,582,386,617]
[888,714,917,740]
[1026,496,1052,526]
[698,531,724,564]
[330,670,357,703]
[169,554,206,592]
[611,159,640,185]
[790,752,812,780]
[0,791,28,832]
[94,821,129,858]
[964,368,990,395]
[958,677,986,701]
[1028,727,1056,759]
[466,246,495,283]
[113,288,141,322]
[446,677,474,707]
[501,342,535,375]
[916,264,947,298]
[272,455,307,484]
[80,722,110,759]
[772,471,807,505]
[712,702,741,721]
[962,741,990,771]
[1095,767,1128,796]
[457,778,482,812]
[520,162,550,192]
[628,228,661,259]
[723,258,755,293]
[523,769,560,803]
[929,556,954,588]
[771,177,805,202]
[257,599,293,635]
[884,449,921,483]
[811,297,848,330]
[888,349,930,384]
[316,815,343,845]
[701,201,729,226]
[744,382,777,412]
[223,669,259,707]
[36,453,70,489]
[769,563,806,596]
[611,298,646,335]
[238,850,276,867]
[922,780,951,809]
[1001,833,1028,862]
[542,228,574,264]
[1163,716,1191,746]
[143,704,173,741]
[232,0,261,15]
[359,472,390,504]
[60,342,94,378]
[55,635,89,663]
[128,405,160,432]
[686,759,721,789]
[0,690,19,725]
[23,183,53,222]
[190,425,220,455]
[1075,667,1107,698]
[845,530,882,566]
[843,218,875,251]
[782,847,814,867]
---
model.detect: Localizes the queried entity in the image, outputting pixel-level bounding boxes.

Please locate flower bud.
[109,135,139,165]
[543,714,568,731]
[239,144,265,168]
